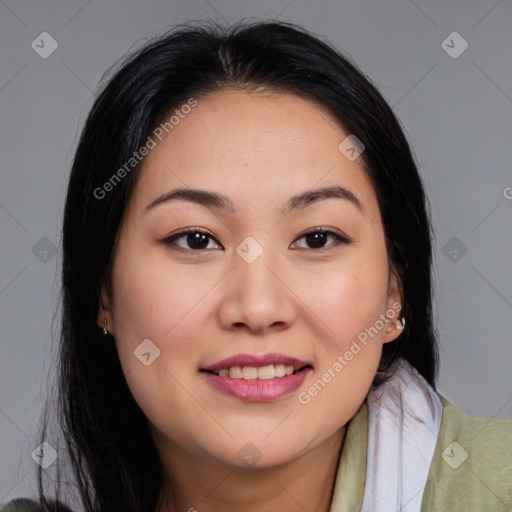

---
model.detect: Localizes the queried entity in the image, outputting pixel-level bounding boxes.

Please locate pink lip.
[201,367,312,402]
[199,353,313,402]
[201,352,310,372]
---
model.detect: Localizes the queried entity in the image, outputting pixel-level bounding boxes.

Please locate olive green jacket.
[331,395,512,511]
[3,396,511,511]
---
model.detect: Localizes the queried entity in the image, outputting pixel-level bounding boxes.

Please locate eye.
[159,226,351,252]
[291,227,352,250]
[159,227,223,251]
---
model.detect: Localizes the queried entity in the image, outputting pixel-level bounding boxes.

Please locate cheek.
[110,239,210,343]
[295,350,379,448]
[108,242,216,421]
[296,266,387,427]
[303,257,389,343]
[296,253,389,414]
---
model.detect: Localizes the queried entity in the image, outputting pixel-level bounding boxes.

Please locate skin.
[98,89,404,512]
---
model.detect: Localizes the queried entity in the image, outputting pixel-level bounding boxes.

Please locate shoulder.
[0,499,41,512]
[0,498,74,512]
[421,395,512,511]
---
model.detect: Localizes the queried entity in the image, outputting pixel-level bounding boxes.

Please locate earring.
[102,317,109,336]
[385,316,405,333]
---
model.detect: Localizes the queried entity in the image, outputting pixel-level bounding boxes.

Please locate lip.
[199,352,313,402]
[200,352,311,372]
[201,367,312,402]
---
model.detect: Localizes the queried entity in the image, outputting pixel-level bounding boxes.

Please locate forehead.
[129,89,379,221]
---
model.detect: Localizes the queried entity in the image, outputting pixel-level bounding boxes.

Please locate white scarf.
[360,359,443,511]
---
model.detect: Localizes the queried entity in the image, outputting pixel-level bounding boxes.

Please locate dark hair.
[38,18,439,512]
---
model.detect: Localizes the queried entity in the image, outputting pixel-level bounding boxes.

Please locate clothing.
[360,358,444,511]
[0,499,73,512]
[331,368,512,511]
[3,361,511,511]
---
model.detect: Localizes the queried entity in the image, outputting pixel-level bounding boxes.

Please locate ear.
[96,278,115,335]
[383,270,403,344]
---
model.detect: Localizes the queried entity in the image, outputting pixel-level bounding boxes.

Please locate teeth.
[257,364,275,380]
[229,366,242,379]
[242,366,258,379]
[215,364,299,379]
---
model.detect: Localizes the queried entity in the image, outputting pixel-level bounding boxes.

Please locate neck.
[155,427,346,512]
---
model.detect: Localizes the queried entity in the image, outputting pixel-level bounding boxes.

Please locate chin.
[203,434,313,470]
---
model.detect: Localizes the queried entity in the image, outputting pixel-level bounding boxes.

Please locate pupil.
[307,232,326,248]
[186,232,328,250]
[189,232,208,249]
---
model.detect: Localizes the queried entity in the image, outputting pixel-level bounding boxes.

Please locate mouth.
[200,363,312,380]
[199,353,313,401]
[199,353,313,380]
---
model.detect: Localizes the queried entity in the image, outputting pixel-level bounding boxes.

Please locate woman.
[3,19,510,512]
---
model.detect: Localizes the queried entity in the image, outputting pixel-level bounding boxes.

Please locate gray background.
[1,0,511,502]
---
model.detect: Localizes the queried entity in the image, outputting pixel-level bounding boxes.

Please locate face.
[98,89,403,469]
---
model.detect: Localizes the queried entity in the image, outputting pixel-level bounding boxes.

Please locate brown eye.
[160,228,222,251]
[291,228,352,250]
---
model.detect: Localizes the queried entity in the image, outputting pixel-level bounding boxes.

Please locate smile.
[200,353,313,401]
[204,363,307,379]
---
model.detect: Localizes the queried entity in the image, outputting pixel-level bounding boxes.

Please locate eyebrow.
[145,185,365,216]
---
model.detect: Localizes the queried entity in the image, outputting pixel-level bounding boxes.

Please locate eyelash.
[159,227,352,252]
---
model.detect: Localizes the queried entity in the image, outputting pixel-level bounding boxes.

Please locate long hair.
[38,18,439,511]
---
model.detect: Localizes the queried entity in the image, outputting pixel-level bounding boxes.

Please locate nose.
[217,241,297,335]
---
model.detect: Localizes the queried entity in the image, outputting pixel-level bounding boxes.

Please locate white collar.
[360,358,443,511]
